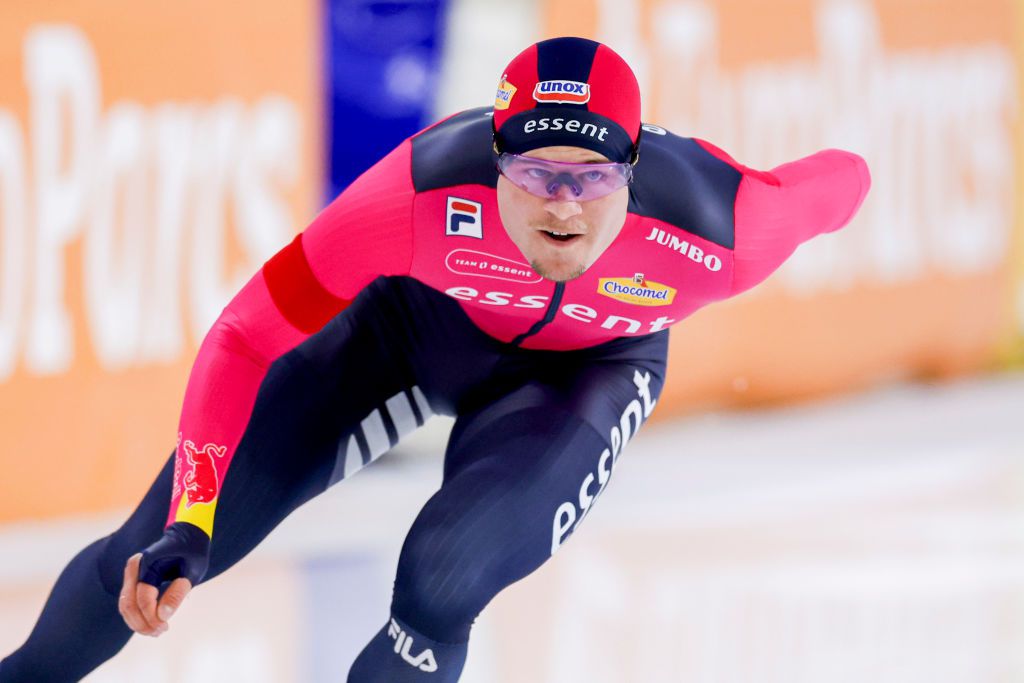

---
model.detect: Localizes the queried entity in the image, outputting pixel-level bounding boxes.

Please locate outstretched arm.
[696,139,871,296]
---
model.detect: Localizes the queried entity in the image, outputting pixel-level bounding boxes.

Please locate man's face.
[496,146,630,283]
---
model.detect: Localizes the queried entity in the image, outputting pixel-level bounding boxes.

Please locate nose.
[545,173,582,199]
[544,199,583,220]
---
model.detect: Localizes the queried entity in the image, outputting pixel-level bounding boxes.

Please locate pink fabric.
[303,140,416,299]
[167,273,308,526]
[694,138,871,295]
[731,149,871,295]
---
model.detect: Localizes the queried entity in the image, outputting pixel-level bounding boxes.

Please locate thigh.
[391,347,666,641]
[445,349,666,554]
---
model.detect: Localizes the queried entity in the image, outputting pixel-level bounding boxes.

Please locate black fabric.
[534,36,600,112]
[0,538,134,683]
[495,108,634,163]
[628,130,741,249]
[348,615,468,682]
[411,108,498,193]
[1,277,667,682]
[139,521,211,589]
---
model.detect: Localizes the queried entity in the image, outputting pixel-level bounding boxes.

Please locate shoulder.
[629,125,761,250]
[410,107,499,193]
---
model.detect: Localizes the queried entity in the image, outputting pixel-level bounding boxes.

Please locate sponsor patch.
[388,618,438,673]
[597,275,677,307]
[644,226,724,272]
[533,80,590,104]
[181,440,226,508]
[445,249,543,284]
[446,197,483,239]
[172,438,228,536]
[494,74,517,110]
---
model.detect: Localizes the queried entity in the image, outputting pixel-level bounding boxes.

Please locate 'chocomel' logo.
[387,618,438,673]
[533,80,590,104]
[598,275,677,307]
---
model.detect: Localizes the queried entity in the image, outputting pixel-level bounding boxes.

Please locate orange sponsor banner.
[542,0,1019,411]
[1014,0,1024,366]
[0,1,321,523]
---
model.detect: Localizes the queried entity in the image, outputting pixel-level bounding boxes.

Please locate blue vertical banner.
[324,0,451,201]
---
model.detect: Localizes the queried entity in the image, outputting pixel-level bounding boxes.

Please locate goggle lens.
[496,153,633,201]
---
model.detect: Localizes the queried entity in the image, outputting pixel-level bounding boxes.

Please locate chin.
[531,259,587,283]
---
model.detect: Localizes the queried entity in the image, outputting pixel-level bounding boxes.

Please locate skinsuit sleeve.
[695,139,871,296]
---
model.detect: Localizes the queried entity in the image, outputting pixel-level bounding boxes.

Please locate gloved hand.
[139,521,211,588]
[118,522,210,637]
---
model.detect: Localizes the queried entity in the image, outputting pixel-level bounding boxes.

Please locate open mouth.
[541,230,581,243]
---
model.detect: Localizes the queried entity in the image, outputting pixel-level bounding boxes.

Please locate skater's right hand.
[119,522,210,637]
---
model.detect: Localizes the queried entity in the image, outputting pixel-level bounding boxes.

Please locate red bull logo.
[182,440,226,507]
[533,80,590,104]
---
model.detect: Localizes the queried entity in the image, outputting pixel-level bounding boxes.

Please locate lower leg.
[347,616,469,683]
[2,457,173,682]
[347,406,615,682]
[0,537,132,683]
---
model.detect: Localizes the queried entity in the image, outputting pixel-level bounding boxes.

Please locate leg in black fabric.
[0,456,174,683]
[348,359,665,682]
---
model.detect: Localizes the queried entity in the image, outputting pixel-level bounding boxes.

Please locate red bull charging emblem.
[181,439,226,507]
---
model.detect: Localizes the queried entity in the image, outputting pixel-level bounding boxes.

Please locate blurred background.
[0,0,1022,681]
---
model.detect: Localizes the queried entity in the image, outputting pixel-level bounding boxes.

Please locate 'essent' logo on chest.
[598,274,676,307]
[446,197,483,239]
[645,226,723,272]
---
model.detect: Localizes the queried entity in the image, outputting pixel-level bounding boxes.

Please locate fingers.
[118,553,166,637]
[157,577,192,623]
[135,580,164,633]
